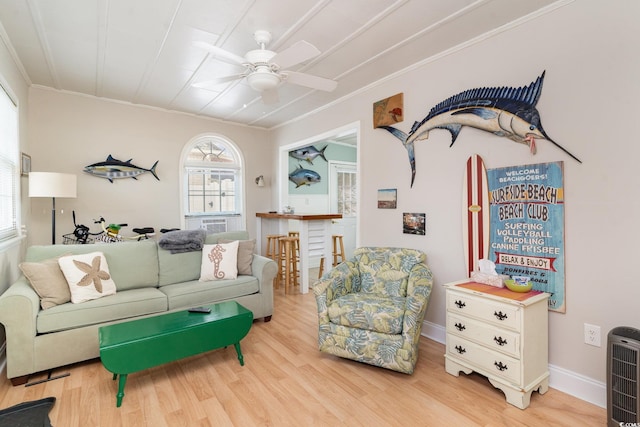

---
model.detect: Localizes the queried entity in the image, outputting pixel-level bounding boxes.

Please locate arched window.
[182,135,244,232]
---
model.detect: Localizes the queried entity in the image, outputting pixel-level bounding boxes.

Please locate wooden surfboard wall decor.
[463,154,490,277]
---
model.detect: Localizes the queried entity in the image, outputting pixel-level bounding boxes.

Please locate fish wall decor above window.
[289,145,327,165]
[84,155,159,183]
[378,71,581,188]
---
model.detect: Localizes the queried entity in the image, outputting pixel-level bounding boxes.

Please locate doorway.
[329,161,357,260]
[279,122,360,269]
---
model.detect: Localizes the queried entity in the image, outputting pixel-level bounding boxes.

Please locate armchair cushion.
[327,293,405,334]
[355,247,426,297]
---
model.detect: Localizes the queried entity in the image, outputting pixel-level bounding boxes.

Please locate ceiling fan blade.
[193,41,247,66]
[270,40,320,69]
[193,74,246,90]
[284,71,337,92]
[261,88,279,104]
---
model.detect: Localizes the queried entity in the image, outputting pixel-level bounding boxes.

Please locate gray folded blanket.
[159,229,207,254]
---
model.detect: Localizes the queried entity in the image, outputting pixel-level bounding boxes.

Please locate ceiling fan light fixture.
[247,68,280,91]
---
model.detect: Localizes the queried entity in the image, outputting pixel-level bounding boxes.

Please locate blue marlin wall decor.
[379,71,581,187]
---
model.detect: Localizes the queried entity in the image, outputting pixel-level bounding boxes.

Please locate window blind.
[0,82,18,242]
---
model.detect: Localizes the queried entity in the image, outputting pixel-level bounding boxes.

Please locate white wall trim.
[547,364,606,408]
[270,0,575,131]
[421,320,606,409]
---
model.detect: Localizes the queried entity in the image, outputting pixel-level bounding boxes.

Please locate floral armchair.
[313,247,433,374]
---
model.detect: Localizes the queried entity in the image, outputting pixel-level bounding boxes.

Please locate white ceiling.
[0,0,559,129]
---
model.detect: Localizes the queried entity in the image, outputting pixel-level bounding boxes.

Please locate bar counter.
[256,212,342,294]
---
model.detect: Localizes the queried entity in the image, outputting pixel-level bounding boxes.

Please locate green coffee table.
[99,301,253,407]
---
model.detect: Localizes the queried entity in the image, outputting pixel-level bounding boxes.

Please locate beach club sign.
[487,161,566,313]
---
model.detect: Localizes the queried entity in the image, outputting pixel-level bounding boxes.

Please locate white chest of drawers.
[444,280,550,409]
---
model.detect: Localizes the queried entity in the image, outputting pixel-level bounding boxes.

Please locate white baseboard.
[421,320,606,409]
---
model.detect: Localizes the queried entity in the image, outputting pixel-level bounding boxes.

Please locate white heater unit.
[200,218,227,233]
[608,326,640,426]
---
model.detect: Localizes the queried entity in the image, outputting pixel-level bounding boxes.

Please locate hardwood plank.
[0,288,606,426]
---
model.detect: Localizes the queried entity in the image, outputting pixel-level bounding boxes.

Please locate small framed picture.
[377,188,397,209]
[403,212,426,235]
[21,153,31,176]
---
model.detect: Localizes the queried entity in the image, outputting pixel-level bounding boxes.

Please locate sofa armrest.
[250,254,277,293]
[0,277,41,379]
[402,263,434,342]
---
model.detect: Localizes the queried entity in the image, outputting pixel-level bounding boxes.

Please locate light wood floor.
[0,286,606,426]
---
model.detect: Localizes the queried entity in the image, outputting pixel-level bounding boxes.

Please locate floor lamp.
[29,172,77,244]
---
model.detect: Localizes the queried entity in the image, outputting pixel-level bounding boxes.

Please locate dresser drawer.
[447,313,521,358]
[447,290,521,331]
[447,335,521,386]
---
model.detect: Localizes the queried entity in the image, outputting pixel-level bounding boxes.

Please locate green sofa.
[313,247,433,374]
[0,231,277,385]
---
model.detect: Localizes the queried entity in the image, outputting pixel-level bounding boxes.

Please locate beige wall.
[271,0,640,405]
[26,88,275,245]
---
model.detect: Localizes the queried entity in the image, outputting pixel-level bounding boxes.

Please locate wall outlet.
[584,323,601,347]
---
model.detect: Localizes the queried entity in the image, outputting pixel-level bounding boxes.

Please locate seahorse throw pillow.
[58,252,117,303]
[200,240,240,281]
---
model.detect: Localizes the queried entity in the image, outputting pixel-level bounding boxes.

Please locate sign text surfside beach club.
[487,162,565,312]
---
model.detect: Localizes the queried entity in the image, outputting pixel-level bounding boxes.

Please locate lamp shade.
[29,172,77,198]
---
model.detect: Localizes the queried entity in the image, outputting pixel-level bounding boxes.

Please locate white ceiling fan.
[193,30,337,104]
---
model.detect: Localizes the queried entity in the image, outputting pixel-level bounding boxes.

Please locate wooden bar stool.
[288,231,300,259]
[332,235,345,267]
[318,234,346,278]
[278,236,299,294]
[266,234,285,288]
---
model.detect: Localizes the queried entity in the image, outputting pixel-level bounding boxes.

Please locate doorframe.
[278,121,361,249]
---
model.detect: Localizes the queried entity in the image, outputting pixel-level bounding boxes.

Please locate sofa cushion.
[19,255,71,309]
[204,231,251,244]
[200,241,239,281]
[36,288,168,333]
[160,276,259,310]
[58,252,117,303]
[327,293,406,335]
[158,230,250,286]
[25,240,160,291]
[219,238,256,275]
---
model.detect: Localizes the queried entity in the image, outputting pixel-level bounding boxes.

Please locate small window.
[183,137,243,216]
[0,84,18,242]
[336,169,357,217]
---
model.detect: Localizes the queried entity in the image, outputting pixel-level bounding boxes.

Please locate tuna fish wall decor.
[84,155,159,183]
[289,165,321,188]
[289,145,328,165]
[379,71,581,187]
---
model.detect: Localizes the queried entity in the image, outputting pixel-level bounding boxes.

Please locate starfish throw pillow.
[58,252,117,303]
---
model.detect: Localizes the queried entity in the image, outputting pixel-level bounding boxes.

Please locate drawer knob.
[455,322,466,331]
[494,310,508,321]
[494,361,508,371]
[454,345,466,354]
[454,300,466,309]
[494,336,508,346]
